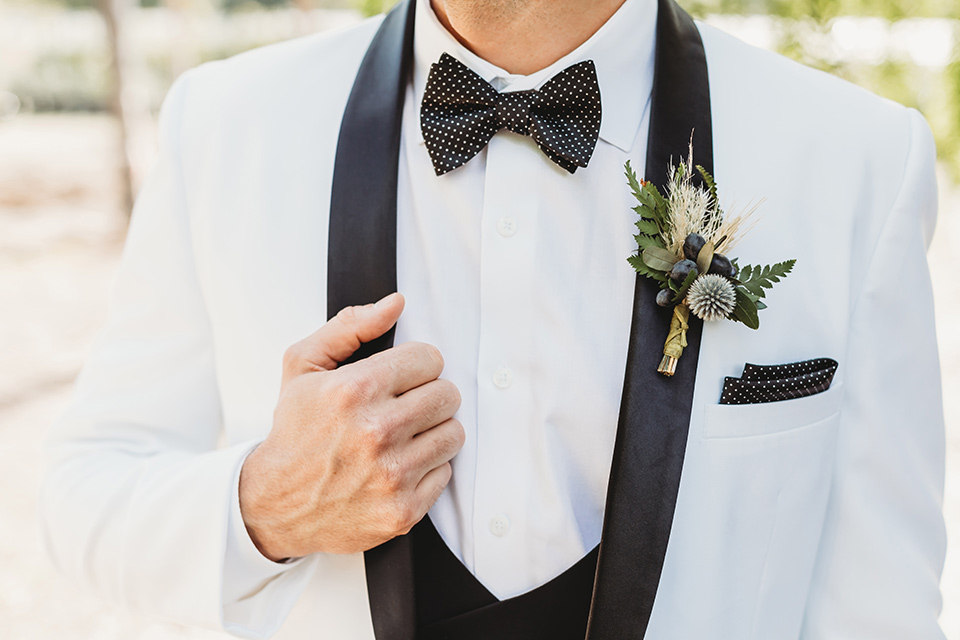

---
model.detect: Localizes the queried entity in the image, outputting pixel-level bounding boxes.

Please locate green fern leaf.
[635,218,660,236]
[644,183,669,223]
[696,165,719,211]
[624,161,644,199]
[628,253,669,282]
[625,161,640,196]
[737,260,796,299]
[635,233,666,252]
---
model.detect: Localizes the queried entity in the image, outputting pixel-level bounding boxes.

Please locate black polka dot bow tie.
[421,53,602,176]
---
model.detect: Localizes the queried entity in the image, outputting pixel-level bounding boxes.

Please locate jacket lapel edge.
[586,0,712,637]
[327,1,418,639]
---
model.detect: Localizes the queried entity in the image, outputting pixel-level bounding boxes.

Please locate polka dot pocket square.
[719,358,838,405]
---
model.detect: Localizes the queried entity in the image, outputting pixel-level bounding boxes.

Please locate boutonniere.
[625,148,796,376]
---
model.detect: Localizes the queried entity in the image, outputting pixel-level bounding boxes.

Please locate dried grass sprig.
[661,145,761,257]
[663,159,717,256]
[711,199,762,254]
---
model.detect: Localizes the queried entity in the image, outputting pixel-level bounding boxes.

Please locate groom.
[42,0,946,638]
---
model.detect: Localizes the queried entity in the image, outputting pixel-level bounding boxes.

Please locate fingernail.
[374,292,398,309]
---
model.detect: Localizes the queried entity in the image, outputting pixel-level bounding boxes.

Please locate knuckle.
[422,465,452,513]
[357,425,380,453]
[409,380,461,421]
[281,343,304,372]
[414,342,444,373]
[335,305,359,328]
[372,416,400,451]
[413,389,444,419]
[427,344,444,371]
[435,463,453,493]
[376,454,407,492]
[438,379,462,411]
[435,422,464,457]
[341,371,379,404]
[357,419,391,454]
[449,420,466,449]
[389,497,418,534]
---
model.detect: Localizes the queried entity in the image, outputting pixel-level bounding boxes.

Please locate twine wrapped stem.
[657,303,690,376]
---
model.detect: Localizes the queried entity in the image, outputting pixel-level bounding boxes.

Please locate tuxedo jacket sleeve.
[799,108,946,638]
[39,18,395,638]
[39,67,316,637]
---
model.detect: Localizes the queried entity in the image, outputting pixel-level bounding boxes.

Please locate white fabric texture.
[40,2,946,639]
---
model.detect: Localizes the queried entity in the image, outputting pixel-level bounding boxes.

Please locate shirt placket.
[472,125,541,597]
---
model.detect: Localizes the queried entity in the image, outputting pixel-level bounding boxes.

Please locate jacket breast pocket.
[687,382,845,638]
[701,382,844,440]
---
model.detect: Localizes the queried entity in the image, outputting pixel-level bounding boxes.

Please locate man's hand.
[238,293,464,561]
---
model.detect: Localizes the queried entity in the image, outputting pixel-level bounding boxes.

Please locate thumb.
[287,293,405,375]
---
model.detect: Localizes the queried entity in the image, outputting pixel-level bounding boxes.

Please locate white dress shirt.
[222,0,658,602]
[396,0,657,597]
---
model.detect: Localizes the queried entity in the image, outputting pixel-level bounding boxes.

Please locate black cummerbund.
[412,517,599,640]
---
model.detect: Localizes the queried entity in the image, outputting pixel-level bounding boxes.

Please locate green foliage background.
[15,0,960,178]
[356,0,960,177]
[686,0,960,178]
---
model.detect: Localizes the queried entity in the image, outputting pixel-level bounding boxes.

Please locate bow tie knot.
[495,90,536,135]
[421,53,602,175]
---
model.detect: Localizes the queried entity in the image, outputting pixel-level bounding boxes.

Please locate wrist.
[238,445,290,563]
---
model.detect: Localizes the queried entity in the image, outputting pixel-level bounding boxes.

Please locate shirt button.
[489,515,511,536]
[493,367,513,389]
[496,217,517,237]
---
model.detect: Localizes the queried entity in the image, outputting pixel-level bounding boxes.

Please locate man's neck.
[430,0,629,76]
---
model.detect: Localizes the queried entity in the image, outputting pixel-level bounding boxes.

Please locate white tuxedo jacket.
[41,9,946,640]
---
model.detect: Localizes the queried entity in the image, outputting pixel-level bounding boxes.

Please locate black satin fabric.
[327,5,417,638]
[327,0,414,367]
[326,0,713,637]
[413,517,599,640]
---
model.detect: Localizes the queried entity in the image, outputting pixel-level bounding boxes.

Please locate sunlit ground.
[1,110,958,638]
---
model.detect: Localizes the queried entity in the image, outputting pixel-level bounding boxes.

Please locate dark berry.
[669,259,698,285]
[682,233,706,261]
[656,289,674,307]
[708,253,734,277]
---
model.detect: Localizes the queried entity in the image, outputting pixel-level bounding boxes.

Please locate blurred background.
[0,0,958,637]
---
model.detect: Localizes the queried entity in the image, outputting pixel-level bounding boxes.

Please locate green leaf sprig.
[728,260,796,329]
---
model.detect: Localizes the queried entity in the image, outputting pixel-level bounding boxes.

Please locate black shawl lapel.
[327,1,417,639]
[585,0,712,638]
[328,0,415,365]
[326,0,712,637]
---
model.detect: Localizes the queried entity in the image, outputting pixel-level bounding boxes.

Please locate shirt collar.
[412,0,658,152]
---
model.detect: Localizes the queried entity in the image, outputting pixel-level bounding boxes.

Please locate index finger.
[344,341,445,397]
